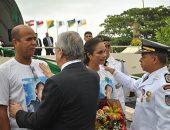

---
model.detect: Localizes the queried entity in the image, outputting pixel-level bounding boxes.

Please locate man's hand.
[9,101,23,118]
[104,66,115,75]
[39,63,54,78]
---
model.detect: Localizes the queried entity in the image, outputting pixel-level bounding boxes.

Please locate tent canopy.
[0,0,23,46]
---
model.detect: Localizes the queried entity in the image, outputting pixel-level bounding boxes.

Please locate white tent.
[121,46,141,54]
[0,0,23,46]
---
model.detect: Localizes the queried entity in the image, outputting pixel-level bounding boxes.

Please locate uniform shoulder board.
[115,59,125,62]
[164,73,170,83]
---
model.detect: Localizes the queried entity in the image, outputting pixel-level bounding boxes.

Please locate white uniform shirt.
[0,58,47,130]
[114,66,170,130]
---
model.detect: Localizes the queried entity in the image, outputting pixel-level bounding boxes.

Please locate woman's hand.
[39,63,54,78]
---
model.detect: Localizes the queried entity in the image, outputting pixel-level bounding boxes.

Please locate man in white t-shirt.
[0,25,47,130]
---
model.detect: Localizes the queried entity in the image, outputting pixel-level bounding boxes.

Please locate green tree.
[156,18,170,46]
[100,6,170,46]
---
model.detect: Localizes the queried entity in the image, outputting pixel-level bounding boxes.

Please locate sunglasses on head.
[30,66,38,81]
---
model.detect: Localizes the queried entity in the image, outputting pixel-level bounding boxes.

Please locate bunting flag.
[36,20,44,27]
[77,19,87,27]
[67,19,76,27]
[47,20,54,28]
[25,20,34,26]
[56,21,65,28]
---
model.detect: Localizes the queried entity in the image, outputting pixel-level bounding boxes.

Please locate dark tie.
[36,39,39,47]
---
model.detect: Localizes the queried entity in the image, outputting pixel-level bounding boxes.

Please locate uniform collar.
[107,55,116,65]
[141,66,168,86]
[149,66,168,80]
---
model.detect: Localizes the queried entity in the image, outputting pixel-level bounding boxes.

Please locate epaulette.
[115,59,125,62]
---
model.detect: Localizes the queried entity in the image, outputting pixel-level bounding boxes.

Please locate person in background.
[43,32,54,55]
[95,35,129,112]
[84,31,93,42]
[0,25,47,130]
[0,36,4,47]
[9,31,100,130]
[34,33,42,56]
[0,36,5,56]
[105,39,170,130]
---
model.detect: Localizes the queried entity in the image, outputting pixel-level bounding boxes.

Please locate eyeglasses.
[30,66,38,81]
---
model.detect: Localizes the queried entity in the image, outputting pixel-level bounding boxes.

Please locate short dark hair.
[95,35,111,42]
[146,52,168,65]
[84,31,92,36]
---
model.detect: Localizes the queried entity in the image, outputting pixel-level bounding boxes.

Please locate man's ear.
[58,48,64,58]
[153,55,159,64]
[12,39,17,46]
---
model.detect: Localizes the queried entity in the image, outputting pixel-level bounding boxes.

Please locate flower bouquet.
[96,98,127,130]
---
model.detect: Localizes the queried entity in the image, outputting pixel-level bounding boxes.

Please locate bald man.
[0,25,47,130]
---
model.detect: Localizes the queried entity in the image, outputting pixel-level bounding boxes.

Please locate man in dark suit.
[9,31,100,130]
[43,32,54,55]
[34,33,42,56]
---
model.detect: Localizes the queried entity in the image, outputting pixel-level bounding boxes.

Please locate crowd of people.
[0,24,170,130]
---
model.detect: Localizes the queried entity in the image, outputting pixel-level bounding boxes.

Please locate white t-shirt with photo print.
[0,58,47,130]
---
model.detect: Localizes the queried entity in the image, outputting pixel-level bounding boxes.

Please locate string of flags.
[25,19,87,29]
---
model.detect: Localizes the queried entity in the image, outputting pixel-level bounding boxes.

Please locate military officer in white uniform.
[96,35,129,112]
[106,39,170,130]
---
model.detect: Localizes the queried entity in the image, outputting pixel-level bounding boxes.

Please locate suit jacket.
[36,38,42,50]
[16,62,100,130]
[43,36,53,47]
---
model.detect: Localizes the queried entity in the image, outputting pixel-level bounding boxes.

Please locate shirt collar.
[61,59,81,71]
[107,55,116,65]
[148,66,168,79]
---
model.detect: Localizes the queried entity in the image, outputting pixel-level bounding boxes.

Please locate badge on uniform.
[164,73,170,83]
[165,95,170,106]
[146,91,152,102]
